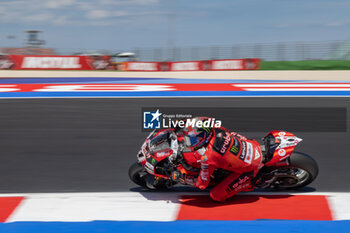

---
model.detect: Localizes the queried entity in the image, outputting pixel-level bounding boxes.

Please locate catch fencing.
[4,40,350,62]
[133,40,350,62]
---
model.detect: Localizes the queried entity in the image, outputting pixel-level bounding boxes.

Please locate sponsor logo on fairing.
[213,129,232,155]
[225,173,251,193]
[144,162,154,174]
[229,138,241,156]
[278,149,286,156]
[155,150,173,159]
[278,131,286,137]
[220,133,231,154]
[239,141,247,160]
[151,158,157,165]
[200,163,209,181]
[254,148,261,160]
[244,142,253,164]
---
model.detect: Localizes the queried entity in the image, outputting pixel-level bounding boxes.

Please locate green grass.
[260,60,350,70]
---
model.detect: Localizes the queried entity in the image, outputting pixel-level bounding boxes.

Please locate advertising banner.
[210,59,260,70]
[124,59,260,72]
[124,62,160,71]
[0,56,260,71]
[0,55,113,70]
[168,61,202,71]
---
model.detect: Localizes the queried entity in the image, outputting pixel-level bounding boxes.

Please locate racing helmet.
[182,117,212,150]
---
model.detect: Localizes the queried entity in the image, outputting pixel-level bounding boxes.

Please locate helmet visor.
[184,135,201,147]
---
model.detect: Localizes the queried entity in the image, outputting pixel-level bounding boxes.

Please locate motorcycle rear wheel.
[269,151,319,189]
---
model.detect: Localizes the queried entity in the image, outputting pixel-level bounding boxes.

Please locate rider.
[172,117,264,202]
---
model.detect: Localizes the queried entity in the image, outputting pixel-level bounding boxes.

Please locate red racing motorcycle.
[129,129,318,191]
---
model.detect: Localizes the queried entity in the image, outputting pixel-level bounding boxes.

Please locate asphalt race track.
[0,97,349,193]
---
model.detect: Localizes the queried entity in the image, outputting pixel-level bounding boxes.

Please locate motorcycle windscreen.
[148,132,171,153]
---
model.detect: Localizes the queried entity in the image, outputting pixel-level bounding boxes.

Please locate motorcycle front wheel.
[128,162,148,187]
[128,162,175,190]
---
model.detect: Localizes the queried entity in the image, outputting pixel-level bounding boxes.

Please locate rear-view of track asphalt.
[0,98,349,193]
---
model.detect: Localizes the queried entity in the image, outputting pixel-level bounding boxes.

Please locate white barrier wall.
[0,70,350,81]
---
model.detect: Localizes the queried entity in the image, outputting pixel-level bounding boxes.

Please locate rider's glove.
[171,170,196,186]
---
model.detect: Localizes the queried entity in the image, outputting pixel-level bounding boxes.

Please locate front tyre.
[128,162,176,190]
[128,162,147,187]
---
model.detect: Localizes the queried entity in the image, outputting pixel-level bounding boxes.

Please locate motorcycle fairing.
[137,129,175,177]
[264,130,302,167]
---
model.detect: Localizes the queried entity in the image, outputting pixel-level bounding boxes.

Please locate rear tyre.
[267,151,319,189]
[290,151,318,186]
[286,151,319,188]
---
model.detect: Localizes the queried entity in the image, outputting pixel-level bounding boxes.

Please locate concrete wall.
[0,70,349,80]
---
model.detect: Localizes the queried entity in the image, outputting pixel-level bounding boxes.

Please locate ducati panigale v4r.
[129,129,318,191]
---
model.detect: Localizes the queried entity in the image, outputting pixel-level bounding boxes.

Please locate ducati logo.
[254,149,261,160]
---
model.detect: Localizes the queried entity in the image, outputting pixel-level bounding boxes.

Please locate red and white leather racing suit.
[193,127,263,202]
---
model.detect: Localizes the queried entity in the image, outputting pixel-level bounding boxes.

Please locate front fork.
[144,174,175,189]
